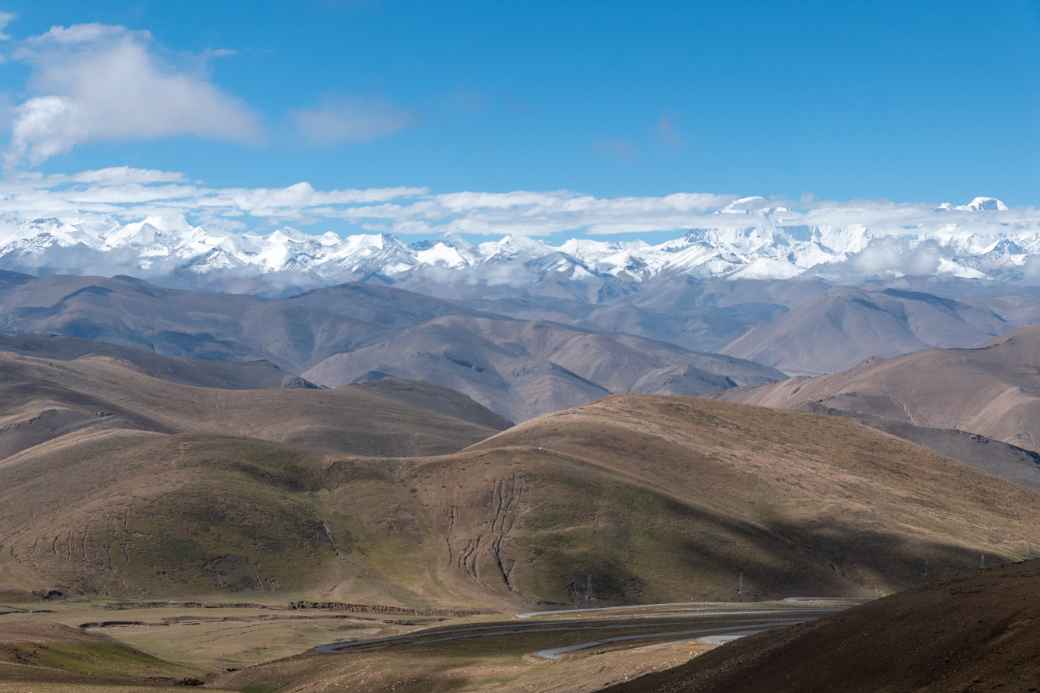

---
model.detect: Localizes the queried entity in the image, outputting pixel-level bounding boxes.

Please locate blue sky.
[0,0,1036,240]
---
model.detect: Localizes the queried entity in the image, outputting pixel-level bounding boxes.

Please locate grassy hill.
[723,326,1040,451]
[0,350,505,459]
[3,394,1039,606]
[602,560,1040,693]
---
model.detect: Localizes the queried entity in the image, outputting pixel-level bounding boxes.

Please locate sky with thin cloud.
[0,1,1035,240]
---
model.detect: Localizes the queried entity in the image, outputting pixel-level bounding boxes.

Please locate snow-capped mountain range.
[2,196,1038,290]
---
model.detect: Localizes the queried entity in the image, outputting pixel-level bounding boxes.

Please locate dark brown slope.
[602,560,1040,693]
[0,351,505,460]
[723,326,1040,451]
[304,316,782,421]
[723,286,1008,375]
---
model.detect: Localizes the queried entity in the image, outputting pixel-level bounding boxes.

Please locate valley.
[1,332,1039,689]
[0,4,1035,689]
[1,277,1039,691]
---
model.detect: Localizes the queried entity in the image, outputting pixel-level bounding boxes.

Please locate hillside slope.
[723,287,1007,375]
[304,317,782,421]
[0,275,476,370]
[0,351,505,459]
[3,395,1039,606]
[723,326,1040,451]
[0,333,294,389]
[603,560,1040,693]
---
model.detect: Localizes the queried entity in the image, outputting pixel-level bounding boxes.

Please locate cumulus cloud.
[291,98,412,144]
[5,23,262,168]
[850,238,943,277]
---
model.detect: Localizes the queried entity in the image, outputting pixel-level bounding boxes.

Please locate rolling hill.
[0,333,296,389]
[0,274,477,371]
[3,394,1039,606]
[303,316,782,421]
[602,560,1040,693]
[0,349,506,461]
[722,287,1008,375]
[723,326,1040,451]
[0,274,784,419]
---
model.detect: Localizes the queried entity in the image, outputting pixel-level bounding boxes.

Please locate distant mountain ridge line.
[2,195,1039,289]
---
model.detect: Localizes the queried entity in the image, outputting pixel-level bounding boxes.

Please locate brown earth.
[601,560,1040,693]
[722,325,1040,451]
[0,350,506,460]
[4,394,1040,604]
[721,286,1007,375]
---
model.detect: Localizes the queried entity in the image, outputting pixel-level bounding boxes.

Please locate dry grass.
[603,560,1040,693]
[4,394,1040,606]
[219,626,715,693]
[724,325,1040,451]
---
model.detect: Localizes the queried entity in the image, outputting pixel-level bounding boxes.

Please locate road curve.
[313,604,843,656]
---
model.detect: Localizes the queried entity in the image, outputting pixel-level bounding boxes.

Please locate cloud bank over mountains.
[0,165,1037,288]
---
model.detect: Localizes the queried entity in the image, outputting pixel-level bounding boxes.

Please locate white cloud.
[850,238,942,276]
[0,167,1036,259]
[0,11,15,41]
[5,23,262,168]
[1022,256,1040,283]
[69,167,186,185]
[291,98,412,144]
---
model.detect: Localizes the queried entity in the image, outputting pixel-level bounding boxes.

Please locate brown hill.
[602,560,1040,693]
[722,287,1008,375]
[303,317,781,421]
[0,621,199,687]
[0,274,477,370]
[0,274,783,420]
[0,351,505,460]
[0,333,294,389]
[4,395,1039,605]
[723,326,1040,451]
[352,375,515,429]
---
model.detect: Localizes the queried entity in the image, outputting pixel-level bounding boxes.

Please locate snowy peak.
[955,197,1009,212]
[1,201,1039,288]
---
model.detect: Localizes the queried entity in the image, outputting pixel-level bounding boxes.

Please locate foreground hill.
[0,350,505,460]
[3,395,1039,605]
[724,326,1040,451]
[722,287,1008,375]
[0,621,200,688]
[603,560,1040,693]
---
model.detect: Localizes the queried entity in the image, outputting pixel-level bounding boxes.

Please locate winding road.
[313,601,849,658]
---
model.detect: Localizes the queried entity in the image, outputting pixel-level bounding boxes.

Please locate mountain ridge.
[3,196,1038,292]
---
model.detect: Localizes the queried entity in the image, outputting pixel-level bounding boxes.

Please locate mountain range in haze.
[4,265,1039,417]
